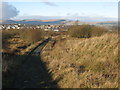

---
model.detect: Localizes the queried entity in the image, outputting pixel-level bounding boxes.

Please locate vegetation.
[41,33,118,88]
[2,29,19,43]
[2,29,19,38]
[2,30,20,52]
[68,25,108,38]
[2,25,118,88]
[2,29,46,52]
[68,25,91,38]
[2,29,46,88]
[19,29,45,44]
[2,53,25,88]
[44,30,57,37]
[2,29,45,45]
[91,26,108,37]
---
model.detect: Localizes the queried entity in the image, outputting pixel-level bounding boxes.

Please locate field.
[2,25,119,88]
[2,29,47,88]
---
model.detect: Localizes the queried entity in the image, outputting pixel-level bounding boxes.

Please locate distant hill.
[0,19,117,25]
[96,21,118,25]
[1,20,17,24]
[0,19,67,25]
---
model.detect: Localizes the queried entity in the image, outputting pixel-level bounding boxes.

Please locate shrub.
[19,29,45,44]
[68,25,92,38]
[91,26,108,37]
[68,25,108,38]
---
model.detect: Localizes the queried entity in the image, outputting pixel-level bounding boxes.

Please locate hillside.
[41,33,118,88]
[1,19,67,25]
[0,19,117,26]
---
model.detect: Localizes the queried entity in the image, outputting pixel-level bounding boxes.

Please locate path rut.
[13,39,58,88]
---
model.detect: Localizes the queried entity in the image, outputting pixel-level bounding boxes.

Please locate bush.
[68,25,92,38]
[68,25,108,38]
[91,26,108,37]
[19,29,45,44]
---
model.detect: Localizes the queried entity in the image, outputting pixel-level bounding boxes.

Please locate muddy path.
[13,38,58,88]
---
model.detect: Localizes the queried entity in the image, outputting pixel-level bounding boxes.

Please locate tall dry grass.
[2,30,20,52]
[2,53,25,88]
[41,33,118,88]
[2,29,46,88]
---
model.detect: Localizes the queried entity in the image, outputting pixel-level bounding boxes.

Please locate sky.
[1,0,119,21]
[9,2,118,17]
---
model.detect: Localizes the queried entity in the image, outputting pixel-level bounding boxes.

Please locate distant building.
[44,29,49,31]
[53,29,59,32]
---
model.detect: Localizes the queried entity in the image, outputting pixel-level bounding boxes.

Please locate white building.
[53,29,59,32]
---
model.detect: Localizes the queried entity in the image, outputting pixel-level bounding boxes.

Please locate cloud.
[66,13,79,16]
[41,0,57,6]
[0,2,19,20]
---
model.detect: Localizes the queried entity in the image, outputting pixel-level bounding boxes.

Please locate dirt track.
[13,38,58,88]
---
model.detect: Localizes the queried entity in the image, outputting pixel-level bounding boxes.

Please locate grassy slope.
[41,33,118,88]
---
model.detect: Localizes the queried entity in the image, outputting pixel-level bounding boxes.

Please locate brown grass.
[41,33,118,88]
[2,53,25,88]
[2,29,46,88]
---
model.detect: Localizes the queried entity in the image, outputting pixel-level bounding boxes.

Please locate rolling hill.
[0,19,67,25]
[0,19,117,26]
